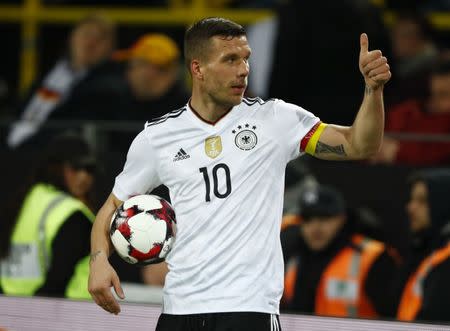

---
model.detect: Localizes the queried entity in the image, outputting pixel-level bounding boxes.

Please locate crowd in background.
[0,1,449,164]
[0,0,449,327]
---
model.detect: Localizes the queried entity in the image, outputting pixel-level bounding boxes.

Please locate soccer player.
[88,17,391,331]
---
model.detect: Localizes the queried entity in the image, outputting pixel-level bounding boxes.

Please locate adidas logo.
[173,148,190,162]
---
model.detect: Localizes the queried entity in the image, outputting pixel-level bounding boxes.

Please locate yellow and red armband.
[300,122,327,155]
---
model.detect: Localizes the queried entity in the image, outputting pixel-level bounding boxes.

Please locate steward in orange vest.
[396,169,450,323]
[281,185,398,318]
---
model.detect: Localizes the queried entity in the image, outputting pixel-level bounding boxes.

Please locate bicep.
[313,124,358,160]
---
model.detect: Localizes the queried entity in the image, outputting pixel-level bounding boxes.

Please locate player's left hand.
[359,33,392,90]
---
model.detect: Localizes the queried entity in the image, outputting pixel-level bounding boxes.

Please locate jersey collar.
[186,99,241,131]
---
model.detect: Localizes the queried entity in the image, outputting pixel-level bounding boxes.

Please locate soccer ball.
[110,194,176,265]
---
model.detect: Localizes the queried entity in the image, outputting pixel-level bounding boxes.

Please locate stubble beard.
[209,90,242,110]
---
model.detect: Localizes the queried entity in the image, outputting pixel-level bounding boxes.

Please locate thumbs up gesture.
[359,33,391,89]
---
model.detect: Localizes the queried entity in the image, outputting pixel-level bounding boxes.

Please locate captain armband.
[300,122,328,156]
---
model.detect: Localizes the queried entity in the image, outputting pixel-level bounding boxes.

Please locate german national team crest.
[205,136,222,159]
[232,124,258,151]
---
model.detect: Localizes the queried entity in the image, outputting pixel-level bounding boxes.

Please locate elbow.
[360,151,377,160]
[356,145,380,160]
[351,143,381,160]
[349,129,382,160]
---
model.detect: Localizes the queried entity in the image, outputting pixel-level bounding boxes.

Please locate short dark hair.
[184,17,246,70]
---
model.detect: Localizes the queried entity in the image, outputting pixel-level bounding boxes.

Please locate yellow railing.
[0,0,449,93]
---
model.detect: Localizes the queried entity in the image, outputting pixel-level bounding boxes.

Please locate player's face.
[200,35,251,107]
[63,164,94,200]
[407,181,431,233]
[300,215,345,251]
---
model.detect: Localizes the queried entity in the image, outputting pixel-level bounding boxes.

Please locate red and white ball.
[110,194,176,265]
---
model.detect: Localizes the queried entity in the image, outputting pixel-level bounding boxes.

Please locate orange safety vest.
[284,234,385,318]
[281,214,302,231]
[397,242,450,321]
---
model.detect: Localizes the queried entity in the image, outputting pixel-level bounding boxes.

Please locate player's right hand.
[88,250,125,315]
[359,33,391,89]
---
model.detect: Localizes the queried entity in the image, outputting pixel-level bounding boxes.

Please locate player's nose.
[238,60,249,77]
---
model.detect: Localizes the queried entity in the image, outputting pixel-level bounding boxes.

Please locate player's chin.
[229,92,245,105]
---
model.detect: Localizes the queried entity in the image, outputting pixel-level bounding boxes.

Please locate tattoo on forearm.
[316,142,347,156]
[90,250,102,262]
[365,85,372,95]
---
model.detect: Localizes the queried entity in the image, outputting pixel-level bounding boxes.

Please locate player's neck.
[190,92,233,123]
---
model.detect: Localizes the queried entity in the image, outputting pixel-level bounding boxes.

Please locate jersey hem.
[111,184,128,202]
[162,306,280,315]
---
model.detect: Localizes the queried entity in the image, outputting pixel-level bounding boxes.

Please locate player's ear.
[191,59,203,80]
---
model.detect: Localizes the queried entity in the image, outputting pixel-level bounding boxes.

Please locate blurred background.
[0,0,449,327]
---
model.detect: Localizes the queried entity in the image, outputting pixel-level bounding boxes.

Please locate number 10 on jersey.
[199,163,232,202]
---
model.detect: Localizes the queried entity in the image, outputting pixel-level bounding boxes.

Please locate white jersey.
[113,97,320,314]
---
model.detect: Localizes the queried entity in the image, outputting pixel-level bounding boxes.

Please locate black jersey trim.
[242,97,276,107]
[150,105,186,123]
[146,106,187,127]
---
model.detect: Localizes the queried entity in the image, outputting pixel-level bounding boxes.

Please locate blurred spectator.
[268,0,391,125]
[283,160,318,217]
[281,185,399,318]
[0,134,96,299]
[374,59,450,165]
[111,33,189,122]
[385,11,439,107]
[391,11,437,77]
[56,32,188,153]
[94,33,190,152]
[396,169,450,323]
[6,13,117,151]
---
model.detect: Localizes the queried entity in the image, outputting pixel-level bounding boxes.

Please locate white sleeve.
[112,130,162,201]
[272,99,321,162]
